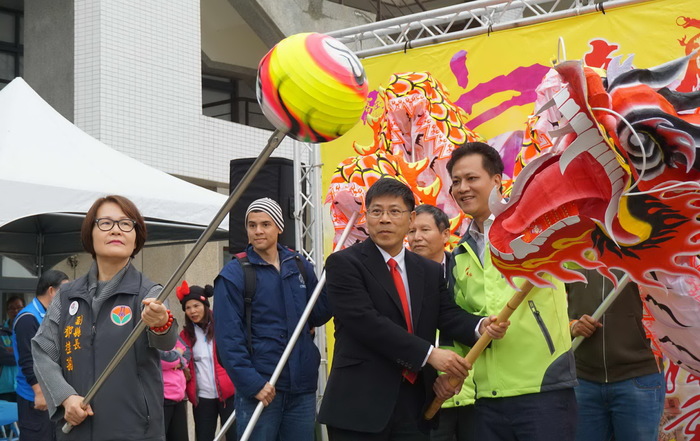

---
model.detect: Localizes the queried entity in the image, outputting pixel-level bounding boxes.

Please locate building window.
[202,74,273,131]
[0,7,23,90]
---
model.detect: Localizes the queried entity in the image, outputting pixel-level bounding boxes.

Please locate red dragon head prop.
[489,54,700,289]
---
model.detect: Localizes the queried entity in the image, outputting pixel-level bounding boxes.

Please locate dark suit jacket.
[318,239,481,433]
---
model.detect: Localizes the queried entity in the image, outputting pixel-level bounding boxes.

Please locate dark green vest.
[57,265,164,441]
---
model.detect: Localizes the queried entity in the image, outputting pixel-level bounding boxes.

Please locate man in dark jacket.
[568,269,664,441]
[407,204,451,270]
[13,270,69,441]
[214,197,331,441]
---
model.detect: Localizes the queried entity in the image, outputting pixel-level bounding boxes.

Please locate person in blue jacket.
[0,296,25,403]
[214,197,331,441]
[13,269,69,441]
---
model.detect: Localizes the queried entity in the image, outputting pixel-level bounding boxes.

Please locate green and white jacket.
[441,233,577,403]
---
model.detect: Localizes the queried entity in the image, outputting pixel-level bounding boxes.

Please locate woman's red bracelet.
[150,309,174,333]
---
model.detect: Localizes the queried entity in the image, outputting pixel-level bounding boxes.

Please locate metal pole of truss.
[327,0,656,58]
[292,140,324,269]
[292,139,328,441]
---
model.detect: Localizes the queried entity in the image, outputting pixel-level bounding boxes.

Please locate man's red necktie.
[388,258,417,383]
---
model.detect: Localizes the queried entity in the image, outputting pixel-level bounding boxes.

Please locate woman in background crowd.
[178,281,236,441]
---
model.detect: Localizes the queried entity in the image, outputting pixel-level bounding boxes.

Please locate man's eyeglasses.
[95,218,137,232]
[366,209,410,219]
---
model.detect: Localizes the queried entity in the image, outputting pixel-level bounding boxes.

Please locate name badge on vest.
[69,301,79,316]
[111,305,133,326]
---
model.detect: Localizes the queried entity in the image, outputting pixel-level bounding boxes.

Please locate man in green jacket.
[446,142,578,441]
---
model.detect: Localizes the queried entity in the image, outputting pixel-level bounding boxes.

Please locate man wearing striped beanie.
[213,197,331,441]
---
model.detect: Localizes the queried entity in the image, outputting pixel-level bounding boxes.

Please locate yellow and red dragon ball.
[256,32,369,143]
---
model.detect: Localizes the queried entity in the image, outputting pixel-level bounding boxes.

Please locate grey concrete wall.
[23,0,74,121]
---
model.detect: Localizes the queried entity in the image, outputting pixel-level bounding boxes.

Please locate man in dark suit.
[409,204,476,441]
[319,178,508,441]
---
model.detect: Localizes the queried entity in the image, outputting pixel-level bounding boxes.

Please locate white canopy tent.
[0,78,229,274]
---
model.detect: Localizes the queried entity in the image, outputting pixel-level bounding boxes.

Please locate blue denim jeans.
[574,372,664,441]
[235,391,316,441]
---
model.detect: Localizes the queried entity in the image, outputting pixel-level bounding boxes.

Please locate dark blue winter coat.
[213,244,331,398]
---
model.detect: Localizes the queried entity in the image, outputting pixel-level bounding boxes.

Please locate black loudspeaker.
[228,157,296,253]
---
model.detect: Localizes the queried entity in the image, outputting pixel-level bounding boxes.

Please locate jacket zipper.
[131,295,150,432]
[529,300,555,354]
[137,373,151,431]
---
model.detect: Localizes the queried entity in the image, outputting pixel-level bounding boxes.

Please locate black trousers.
[17,394,56,441]
[430,405,477,441]
[0,392,16,402]
[164,399,189,441]
[328,379,428,441]
[193,396,236,441]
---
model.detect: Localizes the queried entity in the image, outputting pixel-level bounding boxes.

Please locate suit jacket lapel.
[405,251,424,329]
[361,239,404,317]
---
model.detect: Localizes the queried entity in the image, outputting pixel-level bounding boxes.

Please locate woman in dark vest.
[32,195,178,441]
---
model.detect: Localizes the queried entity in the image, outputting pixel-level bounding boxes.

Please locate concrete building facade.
[0,0,374,297]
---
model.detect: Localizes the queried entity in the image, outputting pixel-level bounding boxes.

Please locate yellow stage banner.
[321,0,699,195]
[319,4,700,437]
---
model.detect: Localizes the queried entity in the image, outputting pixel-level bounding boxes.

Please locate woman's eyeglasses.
[95,218,137,232]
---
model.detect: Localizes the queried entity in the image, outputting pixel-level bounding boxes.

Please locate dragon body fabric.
[326,72,483,248]
[489,54,700,373]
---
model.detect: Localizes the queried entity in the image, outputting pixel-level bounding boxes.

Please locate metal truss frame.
[328,0,655,58]
[292,139,330,440]
[292,139,324,271]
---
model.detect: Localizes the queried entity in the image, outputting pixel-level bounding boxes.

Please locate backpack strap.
[234,252,257,353]
[293,254,308,286]
[234,251,309,353]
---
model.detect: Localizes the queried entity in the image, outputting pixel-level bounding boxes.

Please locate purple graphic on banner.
[449,50,550,130]
[450,50,470,88]
[361,90,379,123]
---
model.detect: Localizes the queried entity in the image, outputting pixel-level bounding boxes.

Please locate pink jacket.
[180,328,235,406]
[159,337,189,402]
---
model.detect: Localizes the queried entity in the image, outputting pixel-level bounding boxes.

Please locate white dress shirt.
[376,245,412,319]
[466,214,495,265]
[375,244,486,369]
[376,245,431,366]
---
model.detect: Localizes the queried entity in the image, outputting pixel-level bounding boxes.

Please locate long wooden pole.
[424,280,534,420]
